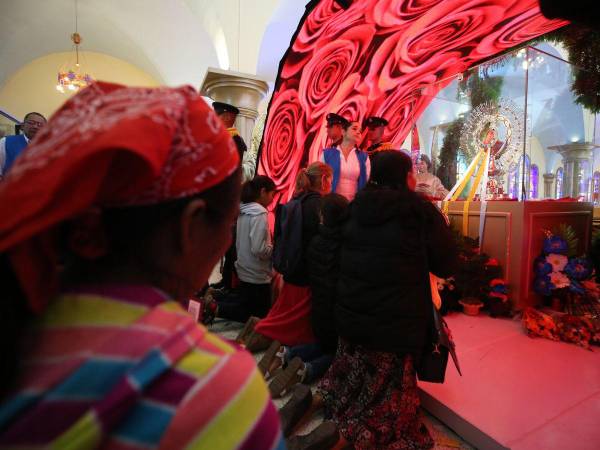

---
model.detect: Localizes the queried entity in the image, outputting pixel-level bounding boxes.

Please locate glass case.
[405,43,599,203]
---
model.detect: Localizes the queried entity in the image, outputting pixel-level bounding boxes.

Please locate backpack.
[272,193,310,278]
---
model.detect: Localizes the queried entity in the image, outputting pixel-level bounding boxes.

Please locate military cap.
[326,113,350,128]
[212,101,240,115]
[363,116,389,128]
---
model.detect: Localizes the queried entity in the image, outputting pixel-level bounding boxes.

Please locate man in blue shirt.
[0,112,46,178]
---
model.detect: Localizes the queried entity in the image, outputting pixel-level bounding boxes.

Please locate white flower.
[550,271,571,288]
[546,254,568,272]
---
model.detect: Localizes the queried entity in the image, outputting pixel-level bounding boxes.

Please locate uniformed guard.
[212,101,246,291]
[363,116,393,159]
[213,101,247,162]
[325,112,349,148]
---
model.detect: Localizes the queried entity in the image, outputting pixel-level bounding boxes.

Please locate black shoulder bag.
[416,209,462,383]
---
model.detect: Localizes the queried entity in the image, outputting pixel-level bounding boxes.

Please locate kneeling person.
[260,193,349,398]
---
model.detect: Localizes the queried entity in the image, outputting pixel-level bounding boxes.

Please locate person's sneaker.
[235,316,259,344]
[269,356,306,398]
[258,340,284,379]
[266,345,286,380]
[286,421,339,450]
[244,330,273,353]
[278,384,312,437]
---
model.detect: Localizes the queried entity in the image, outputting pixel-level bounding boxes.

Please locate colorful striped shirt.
[0,284,285,449]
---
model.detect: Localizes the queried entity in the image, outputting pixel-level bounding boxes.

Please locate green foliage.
[460,75,504,110]
[552,224,579,258]
[450,228,503,300]
[436,118,463,188]
[561,27,600,113]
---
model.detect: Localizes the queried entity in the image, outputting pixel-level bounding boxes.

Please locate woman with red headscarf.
[0,82,283,449]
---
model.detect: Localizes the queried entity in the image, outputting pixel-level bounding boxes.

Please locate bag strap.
[418,203,462,376]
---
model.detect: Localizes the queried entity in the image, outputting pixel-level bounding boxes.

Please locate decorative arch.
[258,0,566,205]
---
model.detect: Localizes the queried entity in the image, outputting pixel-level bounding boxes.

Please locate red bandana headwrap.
[0,81,239,312]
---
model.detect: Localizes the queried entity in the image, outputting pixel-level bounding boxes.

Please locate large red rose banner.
[258,0,566,206]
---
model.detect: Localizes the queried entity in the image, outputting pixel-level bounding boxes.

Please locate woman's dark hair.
[71,168,241,272]
[0,169,241,394]
[416,153,432,171]
[240,175,275,204]
[369,150,413,191]
[321,193,349,227]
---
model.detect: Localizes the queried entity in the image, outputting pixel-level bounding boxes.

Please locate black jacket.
[335,186,457,357]
[283,192,322,286]
[307,224,343,353]
[233,134,247,162]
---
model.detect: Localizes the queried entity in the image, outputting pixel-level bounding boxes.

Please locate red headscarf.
[0,81,239,312]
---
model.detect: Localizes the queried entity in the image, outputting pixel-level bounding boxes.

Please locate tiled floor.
[210,319,474,450]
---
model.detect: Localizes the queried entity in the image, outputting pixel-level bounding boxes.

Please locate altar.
[444,200,593,309]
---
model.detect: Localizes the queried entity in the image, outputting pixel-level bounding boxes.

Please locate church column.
[200,68,269,146]
[543,173,555,199]
[548,143,598,200]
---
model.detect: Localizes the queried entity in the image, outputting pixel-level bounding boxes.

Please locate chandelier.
[56,1,93,93]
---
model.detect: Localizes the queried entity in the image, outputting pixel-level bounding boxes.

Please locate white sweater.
[235,202,273,284]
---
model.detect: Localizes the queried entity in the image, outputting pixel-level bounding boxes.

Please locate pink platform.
[418,313,600,450]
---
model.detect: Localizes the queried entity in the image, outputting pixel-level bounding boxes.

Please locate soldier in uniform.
[212,101,246,291]
[213,101,247,163]
[325,112,348,148]
[363,116,393,160]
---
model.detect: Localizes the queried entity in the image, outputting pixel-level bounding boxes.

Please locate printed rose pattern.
[259,0,566,205]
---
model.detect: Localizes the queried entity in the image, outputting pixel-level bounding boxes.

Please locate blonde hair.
[294,161,333,195]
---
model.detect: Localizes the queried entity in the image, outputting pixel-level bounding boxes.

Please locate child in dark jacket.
[260,193,349,398]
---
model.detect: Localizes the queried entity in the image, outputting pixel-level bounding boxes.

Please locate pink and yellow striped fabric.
[0,284,284,449]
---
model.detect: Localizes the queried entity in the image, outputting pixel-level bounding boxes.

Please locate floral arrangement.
[527,225,600,348]
[523,307,599,350]
[532,226,592,301]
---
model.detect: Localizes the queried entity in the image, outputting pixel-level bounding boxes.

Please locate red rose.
[396,0,505,71]
[367,0,444,27]
[294,1,365,55]
[298,25,376,123]
[367,35,465,100]
[475,8,566,58]
[258,87,306,203]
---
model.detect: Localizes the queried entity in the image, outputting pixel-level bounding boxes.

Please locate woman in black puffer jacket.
[318,150,458,450]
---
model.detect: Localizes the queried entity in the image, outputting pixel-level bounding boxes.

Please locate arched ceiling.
[258,0,568,205]
[0,0,292,91]
[256,0,309,84]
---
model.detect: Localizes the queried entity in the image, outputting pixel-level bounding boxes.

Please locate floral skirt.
[317,340,433,450]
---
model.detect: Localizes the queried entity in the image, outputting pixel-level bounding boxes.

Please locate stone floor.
[209,318,474,450]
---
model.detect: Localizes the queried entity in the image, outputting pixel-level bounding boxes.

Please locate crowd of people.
[0,85,457,450]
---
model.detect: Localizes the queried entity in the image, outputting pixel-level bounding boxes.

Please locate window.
[593,171,600,205]
[530,164,539,199]
[507,155,531,200]
[555,167,564,199]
